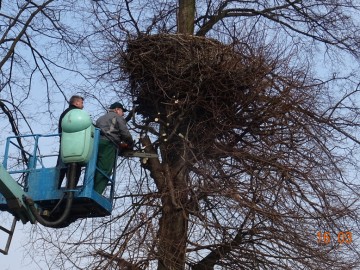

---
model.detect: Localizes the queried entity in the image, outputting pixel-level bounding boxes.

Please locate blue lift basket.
[0,128,116,225]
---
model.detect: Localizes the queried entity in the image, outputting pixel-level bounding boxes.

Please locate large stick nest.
[121,34,278,150]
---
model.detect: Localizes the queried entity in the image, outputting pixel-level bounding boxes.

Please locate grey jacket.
[95,111,133,145]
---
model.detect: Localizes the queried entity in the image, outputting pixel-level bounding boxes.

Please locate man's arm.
[117,116,133,146]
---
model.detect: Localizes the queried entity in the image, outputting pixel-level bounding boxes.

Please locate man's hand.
[119,142,131,150]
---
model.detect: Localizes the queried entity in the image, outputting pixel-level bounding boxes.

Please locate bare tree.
[0,0,91,137]
[116,34,360,270]
[54,1,360,270]
[0,2,101,267]
[2,1,360,270]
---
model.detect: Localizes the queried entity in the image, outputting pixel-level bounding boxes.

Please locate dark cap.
[109,102,128,112]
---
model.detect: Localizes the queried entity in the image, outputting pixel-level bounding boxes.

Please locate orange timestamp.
[316,231,352,244]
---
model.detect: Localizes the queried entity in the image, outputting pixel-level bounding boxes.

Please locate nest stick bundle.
[121,34,274,151]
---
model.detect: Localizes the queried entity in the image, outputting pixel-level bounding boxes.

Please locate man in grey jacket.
[94,102,133,194]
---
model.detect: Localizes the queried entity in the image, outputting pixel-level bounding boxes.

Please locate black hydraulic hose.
[24,163,77,228]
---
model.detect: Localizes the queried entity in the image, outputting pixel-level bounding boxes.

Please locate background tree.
[0,2,101,267]
[2,1,360,270]
[0,0,94,138]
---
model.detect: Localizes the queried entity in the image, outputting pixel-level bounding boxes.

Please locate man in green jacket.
[94,102,133,194]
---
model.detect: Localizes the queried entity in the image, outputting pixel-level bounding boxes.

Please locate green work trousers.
[94,139,117,194]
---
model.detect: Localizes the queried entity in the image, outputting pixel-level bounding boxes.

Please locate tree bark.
[157,161,189,270]
[141,136,189,270]
[178,0,195,34]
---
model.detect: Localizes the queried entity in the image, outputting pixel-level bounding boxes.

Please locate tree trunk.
[157,162,189,270]
[178,0,195,34]
[141,136,189,270]
[157,211,188,270]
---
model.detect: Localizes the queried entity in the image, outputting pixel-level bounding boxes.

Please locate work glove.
[119,142,131,150]
[118,141,135,155]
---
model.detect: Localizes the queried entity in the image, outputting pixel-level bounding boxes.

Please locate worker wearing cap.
[94,102,133,194]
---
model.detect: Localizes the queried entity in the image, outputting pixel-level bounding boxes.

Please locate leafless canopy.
[113,33,360,269]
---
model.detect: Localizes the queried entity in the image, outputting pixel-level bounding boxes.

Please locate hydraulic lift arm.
[0,164,36,224]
